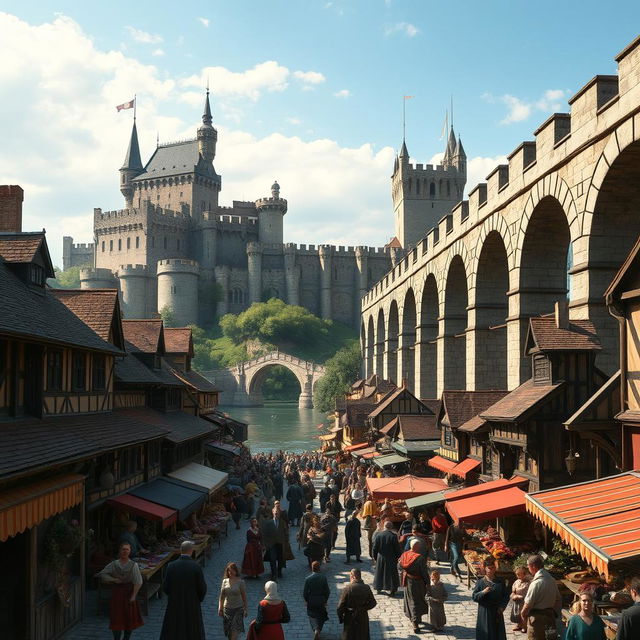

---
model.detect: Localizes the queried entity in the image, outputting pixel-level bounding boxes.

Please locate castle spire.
[399,139,409,160]
[202,88,213,126]
[121,120,143,171]
[198,88,217,164]
[443,126,457,167]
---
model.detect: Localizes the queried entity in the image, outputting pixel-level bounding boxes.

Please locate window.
[71,351,86,391]
[135,236,140,249]
[177,239,181,251]
[444,426,452,447]
[109,240,113,252]
[163,237,168,249]
[429,183,436,198]
[92,354,106,390]
[47,349,63,391]
[126,237,131,250]
[29,264,44,286]
[102,241,105,252]
[117,239,121,251]
[446,181,451,197]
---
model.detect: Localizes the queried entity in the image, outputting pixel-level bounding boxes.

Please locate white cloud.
[427,152,508,198]
[151,48,165,57]
[483,89,569,125]
[334,89,351,98]
[285,116,301,125]
[385,22,419,38]
[292,70,326,85]
[125,26,163,44]
[197,17,210,28]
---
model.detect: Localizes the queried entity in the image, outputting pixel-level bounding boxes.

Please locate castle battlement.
[118,264,149,275]
[405,163,457,174]
[215,214,258,225]
[362,34,640,310]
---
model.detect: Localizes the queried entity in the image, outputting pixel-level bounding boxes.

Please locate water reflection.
[219,401,330,454]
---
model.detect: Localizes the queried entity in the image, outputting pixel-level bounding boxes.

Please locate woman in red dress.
[246,581,290,640]
[242,518,264,578]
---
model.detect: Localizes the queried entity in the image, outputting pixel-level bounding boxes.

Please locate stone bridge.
[208,351,326,408]
[361,36,640,399]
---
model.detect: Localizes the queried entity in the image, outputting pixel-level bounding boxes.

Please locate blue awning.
[129,477,207,521]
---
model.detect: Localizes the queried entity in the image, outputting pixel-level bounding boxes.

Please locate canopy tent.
[405,490,447,510]
[392,440,440,457]
[168,462,228,495]
[526,471,640,576]
[353,446,378,458]
[366,475,447,500]
[444,476,529,524]
[107,493,177,529]
[450,457,481,479]
[130,477,207,521]
[373,453,409,468]
[343,442,369,452]
[427,455,457,473]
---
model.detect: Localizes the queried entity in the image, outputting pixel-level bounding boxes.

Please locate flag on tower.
[116,98,135,112]
[439,111,449,140]
[403,95,415,100]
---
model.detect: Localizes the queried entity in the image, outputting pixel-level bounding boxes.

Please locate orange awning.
[427,455,457,473]
[450,457,481,479]
[343,442,368,452]
[0,474,84,542]
[526,471,640,577]
[366,475,448,500]
[446,486,527,524]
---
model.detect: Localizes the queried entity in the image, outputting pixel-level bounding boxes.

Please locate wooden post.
[29,527,37,640]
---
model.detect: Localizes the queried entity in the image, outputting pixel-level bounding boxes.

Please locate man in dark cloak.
[160,540,206,640]
[285,480,304,526]
[303,560,330,640]
[319,483,333,513]
[344,512,362,563]
[398,538,431,633]
[337,568,377,640]
[372,520,402,595]
[260,503,289,579]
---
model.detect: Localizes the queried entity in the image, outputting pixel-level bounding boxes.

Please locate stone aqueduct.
[361,37,640,398]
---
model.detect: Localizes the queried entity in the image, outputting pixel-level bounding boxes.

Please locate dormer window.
[533,354,551,383]
[29,263,44,286]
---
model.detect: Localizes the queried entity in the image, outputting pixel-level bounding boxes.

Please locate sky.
[1,2,639,267]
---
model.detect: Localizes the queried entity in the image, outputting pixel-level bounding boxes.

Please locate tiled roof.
[343,402,378,428]
[458,415,487,433]
[118,408,214,444]
[115,353,163,385]
[0,411,168,479]
[527,317,601,353]
[123,319,164,354]
[440,390,509,429]
[171,368,218,393]
[368,387,429,419]
[0,232,45,263]
[159,360,188,387]
[0,262,122,354]
[164,327,193,355]
[385,236,402,248]
[379,416,398,436]
[480,379,564,423]
[52,289,123,347]
[420,399,441,415]
[397,415,440,441]
[132,140,219,182]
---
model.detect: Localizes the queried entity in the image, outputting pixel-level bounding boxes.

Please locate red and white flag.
[116,98,135,112]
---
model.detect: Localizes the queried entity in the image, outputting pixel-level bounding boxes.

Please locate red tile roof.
[52,289,123,347]
[397,415,439,441]
[527,317,601,353]
[164,327,193,355]
[480,379,563,422]
[368,387,429,419]
[385,236,402,248]
[440,390,508,429]
[123,319,164,353]
[458,415,487,433]
[0,232,45,263]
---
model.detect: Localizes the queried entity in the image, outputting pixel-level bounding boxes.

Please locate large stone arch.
[385,300,400,384]
[375,308,385,376]
[443,255,469,390]
[365,315,375,377]
[398,287,417,391]
[417,273,439,399]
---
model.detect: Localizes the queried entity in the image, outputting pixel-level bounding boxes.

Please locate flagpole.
[450,95,453,130]
[134,94,137,121]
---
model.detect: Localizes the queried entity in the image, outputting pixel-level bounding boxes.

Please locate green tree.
[313,342,362,411]
[48,264,87,289]
[159,305,177,328]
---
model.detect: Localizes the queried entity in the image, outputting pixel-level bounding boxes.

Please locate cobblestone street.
[65,484,524,640]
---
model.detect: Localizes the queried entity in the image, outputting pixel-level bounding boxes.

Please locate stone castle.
[65,90,466,328]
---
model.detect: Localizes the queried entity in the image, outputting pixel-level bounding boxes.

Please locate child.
[428,569,448,632]
[509,566,531,632]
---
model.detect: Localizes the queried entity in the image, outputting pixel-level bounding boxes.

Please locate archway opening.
[475,231,509,389]
[444,256,468,390]
[249,364,302,404]
[386,301,399,384]
[589,140,640,373]
[400,289,417,391]
[375,309,385,375]
[419,275,439,399]
[366,316,375,377]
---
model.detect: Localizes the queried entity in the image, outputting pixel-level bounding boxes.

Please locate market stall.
[129,477,208,521]
[168,462,228,495]
[373,453,410,469]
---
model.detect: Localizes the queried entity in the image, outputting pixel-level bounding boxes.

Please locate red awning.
[427,455,457,473]
[446,486,527,524]
[366,475,448,500]
[446,476,529,502]
[450,457,481,479]
[107,493,177,529]
[343,442,368,452]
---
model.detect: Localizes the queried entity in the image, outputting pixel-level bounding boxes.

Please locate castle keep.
[68,91,432,328]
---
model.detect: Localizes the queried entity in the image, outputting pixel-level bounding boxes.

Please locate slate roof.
[123,319,165,354]
[397,415,440,441]
[170,368,218,393]
[479,379,564,423]
[458,415,487,433]
[0,411,168,479]
[342,402,378,428]
[164,328,193,355]
[527,317,601,353]
[118,408,214,444]
[52,289,124,348]
[440,390,509,429]
[420,399,441,415]
[132,140,219,182]
[0,262,122,354]
[114,353,163,385]
[368,387,429,419]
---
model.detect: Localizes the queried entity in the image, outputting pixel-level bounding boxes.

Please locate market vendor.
[118,521,148,557]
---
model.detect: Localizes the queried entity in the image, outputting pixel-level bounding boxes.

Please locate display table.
[192,534,212,566]
[462,550,514,589]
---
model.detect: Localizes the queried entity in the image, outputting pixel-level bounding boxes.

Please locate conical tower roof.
[201,89,213,127]
[455,135,466,158]
[121,120,143,171]
[399,139,409,159]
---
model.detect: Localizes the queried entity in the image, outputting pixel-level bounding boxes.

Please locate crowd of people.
[99,449,640,640]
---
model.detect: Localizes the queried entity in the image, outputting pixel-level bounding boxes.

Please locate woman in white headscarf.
[246,581,291,640]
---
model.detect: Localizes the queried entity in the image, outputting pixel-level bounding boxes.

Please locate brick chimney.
[555,299,569,329]
[0,185,24,233]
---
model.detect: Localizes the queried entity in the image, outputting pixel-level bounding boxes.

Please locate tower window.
[126,237,131,250]
[110,240,113,252]
[135,236,140,249]
[177,239,181,250]
[447,181,451,197]
[429,183,436,198]
[416,179,420,195]
[163,237,168,249]
[102,241,105,252]
[333,266,338,281]
[118,239,122,251]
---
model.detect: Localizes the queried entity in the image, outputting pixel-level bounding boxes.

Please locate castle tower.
[117,264,149,318]
[392,130,466,249]
[247,242,263,305]
[197,90,217,164]
[256,181,288,245]
[318,245,333,320]
[80,267,117,289]
[284,243,300,306]
[120,120,143,207]
[157,259,199,326]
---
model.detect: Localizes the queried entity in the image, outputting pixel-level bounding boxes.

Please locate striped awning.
[0,474,84,542]
[526,471,640,577]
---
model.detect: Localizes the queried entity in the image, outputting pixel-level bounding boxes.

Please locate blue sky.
[1,2,639,266]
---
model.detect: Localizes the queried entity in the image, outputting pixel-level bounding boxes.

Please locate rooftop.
[123,319,165,354]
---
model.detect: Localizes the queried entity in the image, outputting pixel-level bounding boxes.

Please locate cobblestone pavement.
[65,481,526,640]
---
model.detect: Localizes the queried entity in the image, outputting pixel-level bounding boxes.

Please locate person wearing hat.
[246,581,290,640]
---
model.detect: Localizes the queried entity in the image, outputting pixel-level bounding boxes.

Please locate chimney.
[0,185,24,233]
[555,299,569,329]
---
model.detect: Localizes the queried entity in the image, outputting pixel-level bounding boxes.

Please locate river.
[218,401,330,454]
